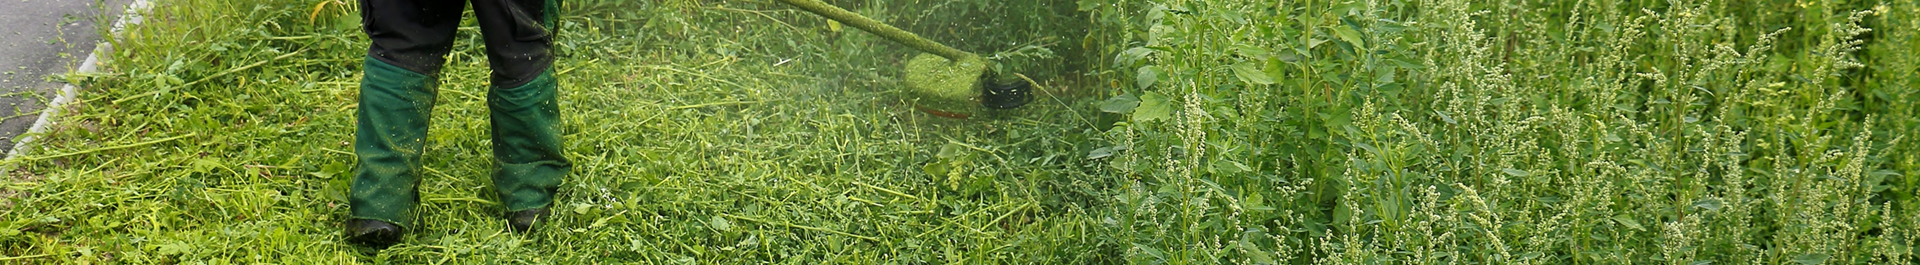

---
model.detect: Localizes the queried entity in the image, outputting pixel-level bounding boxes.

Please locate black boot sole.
[345,219,404,248]
[507,208,552,233]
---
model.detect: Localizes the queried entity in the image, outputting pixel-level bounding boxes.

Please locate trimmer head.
[903,53,1031,119]
[904,53,986,118]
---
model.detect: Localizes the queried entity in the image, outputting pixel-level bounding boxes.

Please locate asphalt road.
[0,0,131,155]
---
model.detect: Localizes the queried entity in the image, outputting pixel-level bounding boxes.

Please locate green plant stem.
[425,197,498,205]
[0,110,46,121]
[25,132,196,161]
[721,213,879,242]
[853,181,920,201]
[668,100,765,110]
[113,49,307,104]
[318,147,353,156]
[1016,73,1095,128]
[642,65,744,89]
[0,253,51,261]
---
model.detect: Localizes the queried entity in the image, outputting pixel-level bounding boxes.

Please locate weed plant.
[1079,0,1917,263]
[0,0,1914,264]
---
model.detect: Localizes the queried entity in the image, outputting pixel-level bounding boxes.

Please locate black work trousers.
[360,0,558,87]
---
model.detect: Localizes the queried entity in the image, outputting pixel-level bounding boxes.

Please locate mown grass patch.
[2,0,1120,262]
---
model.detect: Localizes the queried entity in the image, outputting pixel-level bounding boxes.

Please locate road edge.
[5,0,152,159]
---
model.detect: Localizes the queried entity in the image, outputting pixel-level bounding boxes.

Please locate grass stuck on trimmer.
[773,0,1031,119]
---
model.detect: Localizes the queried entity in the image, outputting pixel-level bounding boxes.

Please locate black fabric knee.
[360,0,466,75]
[471,0,557,88]
[361,0,555,87]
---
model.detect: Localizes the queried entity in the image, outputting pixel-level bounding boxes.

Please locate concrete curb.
[5,0,151,159]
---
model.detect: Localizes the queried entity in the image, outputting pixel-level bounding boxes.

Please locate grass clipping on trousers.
[905,53,987,116]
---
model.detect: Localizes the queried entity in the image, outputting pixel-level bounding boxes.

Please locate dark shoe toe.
[507,208,552,233]
[345,219,403,247]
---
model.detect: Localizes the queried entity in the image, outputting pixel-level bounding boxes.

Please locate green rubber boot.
[349,57,438,230]
[489,70,570,216]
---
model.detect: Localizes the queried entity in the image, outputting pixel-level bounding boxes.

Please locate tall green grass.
[1080,0,1917,263]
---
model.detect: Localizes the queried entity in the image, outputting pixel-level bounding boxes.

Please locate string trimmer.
[772,0,1031,119]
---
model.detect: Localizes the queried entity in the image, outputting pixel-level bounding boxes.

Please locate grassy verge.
[1,0,1120,262]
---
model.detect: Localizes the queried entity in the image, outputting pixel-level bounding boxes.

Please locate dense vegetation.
[0,0,1913,263]
[1081,0,1918,263]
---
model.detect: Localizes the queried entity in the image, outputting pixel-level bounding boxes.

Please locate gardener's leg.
[471,0,569,233]
[347,0,466,247]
